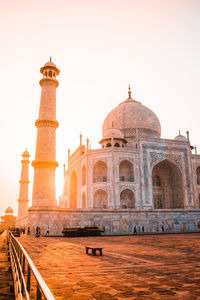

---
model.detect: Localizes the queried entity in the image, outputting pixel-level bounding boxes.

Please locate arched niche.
[93,189,108,208]
[93,161,107,183]
[82,192,86,208]
[152,159,184,209]
[119,160,134,182]
[82,166,86,185]
[196,166,200,185]
[70,171,77,208]
[120,189,135,208]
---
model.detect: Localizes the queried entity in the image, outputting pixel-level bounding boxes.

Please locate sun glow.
[0,0,200,216]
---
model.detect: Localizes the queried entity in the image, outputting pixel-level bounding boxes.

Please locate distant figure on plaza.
[134,226,137,234]
[36,226,41,237]
[27,227,30,235]
[142,225,144,232]
[46,226,50,235]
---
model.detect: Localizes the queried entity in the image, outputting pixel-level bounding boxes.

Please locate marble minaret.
[32,58,60,207]
[17,149,30,223]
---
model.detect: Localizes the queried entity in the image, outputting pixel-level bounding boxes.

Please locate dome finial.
[50,56,52,62]
[128,84,131,98]
[179,129,181,135]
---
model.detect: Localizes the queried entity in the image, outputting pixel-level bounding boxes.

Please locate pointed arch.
[82,166,86,185]
[93,189,108,208]
[93,160,107,183]
[152,159,184,209]
[120,189,135,208]
[119,160,134,182]
[70,171,77,208]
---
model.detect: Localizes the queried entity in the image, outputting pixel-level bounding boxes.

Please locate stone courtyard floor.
[18,233,200,300]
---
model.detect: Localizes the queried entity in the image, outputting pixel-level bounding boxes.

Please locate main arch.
[152,159,184,209]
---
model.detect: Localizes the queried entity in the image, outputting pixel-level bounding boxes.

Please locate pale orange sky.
[0,0,200,217]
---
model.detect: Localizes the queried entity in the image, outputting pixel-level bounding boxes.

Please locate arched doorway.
[152,159,184,209]
[119,160,134,182]
[70,171,77,208]
[120,189,135,208]
[93,161,107,183]
[93,189,108,208]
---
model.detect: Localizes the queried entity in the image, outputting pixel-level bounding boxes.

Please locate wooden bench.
[86,246,103,256]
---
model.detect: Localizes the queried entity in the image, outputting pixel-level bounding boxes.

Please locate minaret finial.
[50,56,52,62]
[128,84,131,98]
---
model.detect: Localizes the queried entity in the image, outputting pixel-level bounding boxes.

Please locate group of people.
[133,224,165,234]
[35,226,50,237]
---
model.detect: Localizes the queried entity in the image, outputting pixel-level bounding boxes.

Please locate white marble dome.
[102,96,161,139]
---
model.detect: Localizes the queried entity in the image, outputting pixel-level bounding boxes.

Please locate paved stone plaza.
[0,232,14,300]
[18,233,200,299]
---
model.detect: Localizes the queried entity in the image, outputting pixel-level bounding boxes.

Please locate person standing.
[46,226,50,235]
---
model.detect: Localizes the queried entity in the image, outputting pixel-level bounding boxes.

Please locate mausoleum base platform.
[28,207,200,235]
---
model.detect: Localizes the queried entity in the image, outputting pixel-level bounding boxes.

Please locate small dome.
[5,207,13,214]
[175,134,188,142]
[22,149,30,158]
[102,96,161,139]
[44,61,56,68]
[103,128,124,140]
[40,57,60,75]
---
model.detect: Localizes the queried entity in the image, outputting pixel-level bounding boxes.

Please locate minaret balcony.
[39,77,59,87]
[32,160,59,168]
[35,119,59,128]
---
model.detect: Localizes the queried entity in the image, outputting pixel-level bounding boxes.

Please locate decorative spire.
[128,84,131,98]
[63,164,66,177]
[50,56,52,62]
[186,129,190,142]
[80,133,82,146]
[86,137,89,150]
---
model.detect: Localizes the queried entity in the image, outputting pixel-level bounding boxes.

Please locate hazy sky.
[0,0,199,217]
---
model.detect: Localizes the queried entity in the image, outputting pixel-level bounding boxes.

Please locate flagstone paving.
[0,231,14,300]
[18,233,200,299]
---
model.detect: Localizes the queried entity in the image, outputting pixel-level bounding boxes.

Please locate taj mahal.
[17,59,200,235]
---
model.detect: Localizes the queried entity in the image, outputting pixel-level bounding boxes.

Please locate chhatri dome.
[5,206,13,214]
[102,85,161,139]
[174,130,188,142]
